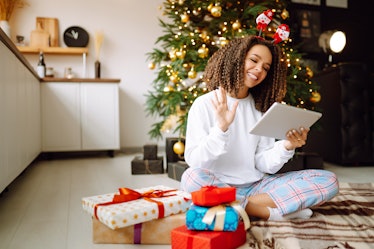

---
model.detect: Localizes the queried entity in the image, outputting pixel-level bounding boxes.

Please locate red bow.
[94,188,176,220]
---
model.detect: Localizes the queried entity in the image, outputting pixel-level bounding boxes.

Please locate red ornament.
[256,9,273,31]
[273,24,290,44]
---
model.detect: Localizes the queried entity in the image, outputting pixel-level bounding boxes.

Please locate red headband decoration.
[256,9,273,36]
[273,24,290,44]
[256,9,290,44]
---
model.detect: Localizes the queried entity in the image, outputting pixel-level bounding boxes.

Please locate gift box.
[131,156,164,174]
[191,186,236,206]
[186,204,239,231]
[168,161,189,181]
[171,222,247,249]
[82,185,192,229]
[143,144,158,160]
[166,137,185,165]
[93,213,186,244]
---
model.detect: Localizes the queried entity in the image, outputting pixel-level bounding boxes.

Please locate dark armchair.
[304,62,374,165]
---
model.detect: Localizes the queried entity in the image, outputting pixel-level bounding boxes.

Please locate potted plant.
[0,0,27,37]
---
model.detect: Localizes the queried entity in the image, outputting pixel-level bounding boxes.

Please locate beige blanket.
[243,182,374,249]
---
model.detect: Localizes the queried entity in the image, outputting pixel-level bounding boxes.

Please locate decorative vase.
[0,20,11,38]
[95,60,101,78]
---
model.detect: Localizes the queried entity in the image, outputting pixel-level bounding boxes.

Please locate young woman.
[181,36,339,221]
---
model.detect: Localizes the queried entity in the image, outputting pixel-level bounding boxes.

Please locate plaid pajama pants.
[181,167,339,215]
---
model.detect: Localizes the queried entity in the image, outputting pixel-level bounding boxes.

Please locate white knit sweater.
[184,90,295,185]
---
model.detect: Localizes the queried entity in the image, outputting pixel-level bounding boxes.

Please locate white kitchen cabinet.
[41,80,120,154]
[0,39,41,193]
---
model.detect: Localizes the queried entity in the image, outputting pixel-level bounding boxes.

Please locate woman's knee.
[180,168,208,193]
[180,167,225,193]
[314,169,340,198]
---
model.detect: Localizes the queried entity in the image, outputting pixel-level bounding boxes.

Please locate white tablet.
[249,102,322,140]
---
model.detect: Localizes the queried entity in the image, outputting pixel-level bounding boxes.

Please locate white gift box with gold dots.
[81,185,191,230]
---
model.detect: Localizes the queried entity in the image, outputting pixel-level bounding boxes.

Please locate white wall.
[9,0,172,149]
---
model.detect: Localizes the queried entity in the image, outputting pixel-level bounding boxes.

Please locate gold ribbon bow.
[201,201,251,231]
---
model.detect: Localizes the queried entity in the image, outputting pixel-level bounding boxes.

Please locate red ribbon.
[93,188,176,220]
[200,186,217,191]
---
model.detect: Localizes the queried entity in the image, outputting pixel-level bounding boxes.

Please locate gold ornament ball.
[207,3,213,12]
[148,62,156,70]
[200,30,209,42]
[232,20,241,30]
[198,46,209,58]
[181,13,189,23]
[220,39,229,47]
[173,141,185,155]
[163,85,174,92]
[310,92,321,103]
[188,69,197,79]
[210,6,222,17]
[169,49,177,61]
[176,49,186,59]
[170,74,179,83]
[306,67,314,78]
[281,9,289,20]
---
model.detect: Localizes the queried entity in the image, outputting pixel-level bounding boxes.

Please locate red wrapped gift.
[171,222,246,249]
[191,186,236,206]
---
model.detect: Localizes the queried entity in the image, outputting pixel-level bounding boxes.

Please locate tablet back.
[249,102,322,140]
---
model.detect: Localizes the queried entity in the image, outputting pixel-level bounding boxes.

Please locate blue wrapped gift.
[186,204,240,231]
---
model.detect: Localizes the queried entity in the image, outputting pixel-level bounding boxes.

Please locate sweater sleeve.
[254,138,295,174]
[184,96,229,169]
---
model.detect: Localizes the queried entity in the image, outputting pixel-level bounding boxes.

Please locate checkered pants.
[181,168,339,215]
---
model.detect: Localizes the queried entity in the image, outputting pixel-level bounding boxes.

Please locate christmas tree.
[145,0,321,142]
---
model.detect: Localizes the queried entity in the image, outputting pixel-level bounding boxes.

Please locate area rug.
[243,182,374,249]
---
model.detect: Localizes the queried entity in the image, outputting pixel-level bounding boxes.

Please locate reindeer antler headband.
[256,9,290,44]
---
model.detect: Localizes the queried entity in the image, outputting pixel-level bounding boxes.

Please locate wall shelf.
[17,46,88,55]
[17,46,88,77]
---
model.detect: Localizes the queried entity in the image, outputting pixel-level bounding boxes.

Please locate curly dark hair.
[203,35,288,113]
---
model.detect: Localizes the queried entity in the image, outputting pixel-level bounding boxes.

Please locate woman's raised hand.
[211,87,239,132]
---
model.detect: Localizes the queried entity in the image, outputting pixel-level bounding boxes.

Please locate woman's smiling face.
[243,44,272,89]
